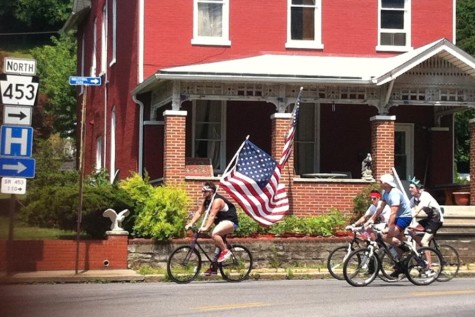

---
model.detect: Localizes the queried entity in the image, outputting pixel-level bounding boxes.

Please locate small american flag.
[220,88,302,226]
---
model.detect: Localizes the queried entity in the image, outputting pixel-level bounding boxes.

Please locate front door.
[394,123,414,181]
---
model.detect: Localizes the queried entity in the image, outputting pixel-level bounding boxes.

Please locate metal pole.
[75,86,87,274]
[8,194,15,240]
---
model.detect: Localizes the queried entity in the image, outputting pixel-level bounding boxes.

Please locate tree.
[454,0,475,173]
[30,32,77,137]
[14,0,72,29]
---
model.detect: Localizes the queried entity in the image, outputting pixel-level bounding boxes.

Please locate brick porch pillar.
[271,112,294,186]
[163,110,187,185]
[370,115,396,180]
[469,118,475,205]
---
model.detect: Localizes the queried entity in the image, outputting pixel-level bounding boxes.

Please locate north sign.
[3,57,36,76]
[0,157,35,178]
[0,74,39,106]
[3,105,32,126]
[69,76,102,86]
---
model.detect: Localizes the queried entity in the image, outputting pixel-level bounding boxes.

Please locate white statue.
[103,208,130,231]
[361,153,374,181]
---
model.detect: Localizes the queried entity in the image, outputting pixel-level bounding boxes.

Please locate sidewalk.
[1,266,474,284]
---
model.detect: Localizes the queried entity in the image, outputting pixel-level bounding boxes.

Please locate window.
[286,0,323,49]
[192,100,226,173]
[192,0,231,46]
[110,108,116,183]
[394,124,414,180]
[295,103,320,174]
[100,4,108,75]
[91,18,97,76]
[110,0,117,66]
[96,136,103,172]
[377,0,411,51]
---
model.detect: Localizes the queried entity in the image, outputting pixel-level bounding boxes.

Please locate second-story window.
[377,0,411,51]
[286,0,323,49]
[192,0,231,46]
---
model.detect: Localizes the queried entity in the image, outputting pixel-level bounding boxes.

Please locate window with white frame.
[91,18,97,76]
[100,4,108,74]
[377,0,411,51]
[110,108,116,183]
[192,0,231,46]
[286,0,323,49]
[294,103,320,175]
[110,0,117,66]
[192,100,225,173]
[96,136,103,172]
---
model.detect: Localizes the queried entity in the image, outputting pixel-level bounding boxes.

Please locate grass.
[0,215,80,240]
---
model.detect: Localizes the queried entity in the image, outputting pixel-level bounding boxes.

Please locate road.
[1,278,475,317]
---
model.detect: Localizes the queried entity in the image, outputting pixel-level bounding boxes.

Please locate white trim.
[271,113,292,119]
[110,107,116,183]
[109,0,117,66]
[100,3,107,75]
[91,18,97,76]
[163,110,187,116]
[370,115,396,121]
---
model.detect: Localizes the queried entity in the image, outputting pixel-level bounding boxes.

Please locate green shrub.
[20,170,134,238]
[119,173,190,240]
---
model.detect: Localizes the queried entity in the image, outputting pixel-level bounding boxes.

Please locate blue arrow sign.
[0,157,36,178]
[69,76,102,86]
[0,125,33,157]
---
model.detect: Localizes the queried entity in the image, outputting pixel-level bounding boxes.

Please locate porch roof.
[133,38,475,95]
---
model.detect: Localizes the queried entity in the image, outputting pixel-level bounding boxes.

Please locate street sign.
[1,177,27,194]
[69,76,102,86]
[3,105,33,126]
[0,74,39,106]
[0,157,35,178]
[3,57,36,76]
[0,125,33,157]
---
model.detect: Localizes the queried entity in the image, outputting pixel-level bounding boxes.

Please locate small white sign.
[1,177,27,194]
[3,105,33,126]
[3,57,36,75]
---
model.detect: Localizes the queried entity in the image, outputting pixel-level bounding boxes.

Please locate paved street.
[2,278,474,317]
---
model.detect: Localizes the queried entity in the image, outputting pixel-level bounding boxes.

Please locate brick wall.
[0,235,128,272]
[163,111,187,184]
[371,116,395,179]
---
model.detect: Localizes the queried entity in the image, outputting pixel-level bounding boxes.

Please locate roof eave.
[61,0,91,32]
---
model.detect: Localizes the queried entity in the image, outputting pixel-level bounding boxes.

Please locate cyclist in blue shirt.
[365,173,413,277]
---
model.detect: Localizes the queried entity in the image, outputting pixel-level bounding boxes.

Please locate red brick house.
[64,0,475,216]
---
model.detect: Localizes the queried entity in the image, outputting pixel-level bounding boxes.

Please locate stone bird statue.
[103,208,130,231]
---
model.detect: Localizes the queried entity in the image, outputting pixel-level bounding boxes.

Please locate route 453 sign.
[0,74,39,106]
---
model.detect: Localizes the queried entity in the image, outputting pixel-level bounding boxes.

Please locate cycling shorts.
[395,217,412,231]
[418,218,443,235]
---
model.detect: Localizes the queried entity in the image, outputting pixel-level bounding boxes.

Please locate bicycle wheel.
[405,246,441,286]
[219,244,253,282]
[327,245,352,280]
[167,246,201,284]
[437,244,460,282]
[343,248,379,287]
[377,249,399,282]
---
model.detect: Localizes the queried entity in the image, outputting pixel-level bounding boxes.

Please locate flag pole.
[199,135,250,230]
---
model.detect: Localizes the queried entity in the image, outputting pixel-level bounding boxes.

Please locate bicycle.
[326,225,369,280]
[167,227,253,283]
[343,225,442,287]
[409,229,460,282]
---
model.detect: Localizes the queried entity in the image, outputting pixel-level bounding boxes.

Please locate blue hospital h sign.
[0,125,33,157]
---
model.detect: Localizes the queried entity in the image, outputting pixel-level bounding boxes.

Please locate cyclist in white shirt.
[407,177,444,248]
[350,190,390,240]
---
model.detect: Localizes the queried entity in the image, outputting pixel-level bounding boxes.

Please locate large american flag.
[220,90,301,226]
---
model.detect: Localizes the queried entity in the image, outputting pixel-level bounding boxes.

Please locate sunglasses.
[370,197,379,200]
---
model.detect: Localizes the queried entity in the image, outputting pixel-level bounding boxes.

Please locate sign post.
[0,57,38,243]
[69,75,101,273]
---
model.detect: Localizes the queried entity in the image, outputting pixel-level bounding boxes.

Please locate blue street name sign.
[0,157,36,178]
[69,76,102,86]
[0,125,33,157]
